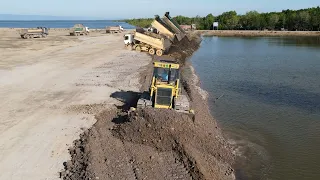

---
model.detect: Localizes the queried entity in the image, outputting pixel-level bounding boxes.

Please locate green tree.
[204,14,215,30]
[123,6,320,31]
[267,14,279,30]
[218,11,239,29]
[297,11,310,30]
[245,11,261,30]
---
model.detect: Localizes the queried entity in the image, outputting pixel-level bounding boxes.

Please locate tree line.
[125,6,320,31]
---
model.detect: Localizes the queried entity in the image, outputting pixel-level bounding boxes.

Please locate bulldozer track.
[120,140,193,180]
[161,153,193,180]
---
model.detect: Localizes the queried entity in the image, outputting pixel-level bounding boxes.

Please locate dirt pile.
[60,129,94,180]
[113,108,235,179]
[168,34,202,65]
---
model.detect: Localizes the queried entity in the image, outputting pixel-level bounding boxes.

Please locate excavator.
[132,60,193,114]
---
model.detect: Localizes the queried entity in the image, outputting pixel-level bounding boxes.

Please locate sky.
[0,0,319,19]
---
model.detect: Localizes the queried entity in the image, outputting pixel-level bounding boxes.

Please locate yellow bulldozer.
[133,60,193,114]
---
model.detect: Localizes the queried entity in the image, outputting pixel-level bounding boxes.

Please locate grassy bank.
[197,30,320,37]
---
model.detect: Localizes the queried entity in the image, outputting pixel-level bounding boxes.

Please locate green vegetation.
[124,6,320,31]
[124,18,153,28]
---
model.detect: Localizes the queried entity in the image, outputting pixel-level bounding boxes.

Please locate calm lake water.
[190,36,320,180]
[0,20,134,29]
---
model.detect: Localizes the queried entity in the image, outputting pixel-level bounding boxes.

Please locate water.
[0,20,135,29]
[190,36,320,180]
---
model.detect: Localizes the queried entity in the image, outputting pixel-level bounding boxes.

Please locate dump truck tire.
[135,46,141,52]
[156,49,163,56]
[149,48,155,55]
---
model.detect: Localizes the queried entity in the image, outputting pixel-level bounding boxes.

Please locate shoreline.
[196,30,320,37]
[2,27,319,37]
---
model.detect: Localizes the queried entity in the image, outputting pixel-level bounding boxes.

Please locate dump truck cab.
[124,34,134,45]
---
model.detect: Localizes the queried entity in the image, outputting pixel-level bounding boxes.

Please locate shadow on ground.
[110,90,148,124]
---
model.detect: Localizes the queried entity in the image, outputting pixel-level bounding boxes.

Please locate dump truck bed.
[106,26,121,31]
[151,17,175,42]
[162,12,186,41]
[20,29,43,34]
[134,32,172,51]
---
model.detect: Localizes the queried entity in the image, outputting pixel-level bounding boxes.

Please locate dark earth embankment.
[60,33,235,180]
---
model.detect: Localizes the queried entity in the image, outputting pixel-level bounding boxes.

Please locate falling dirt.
[60,33,235,180]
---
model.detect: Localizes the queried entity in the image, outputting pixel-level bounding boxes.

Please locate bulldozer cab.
[150,61,180,109]
[153,61,179,84]
[153,66,179,85]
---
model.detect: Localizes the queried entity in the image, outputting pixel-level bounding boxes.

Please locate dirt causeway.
[61,34,235,180]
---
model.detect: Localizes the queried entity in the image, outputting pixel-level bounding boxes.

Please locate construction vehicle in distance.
[69,24,89,36]
[19,27,48,39]
[124,31,171,56]
[133,60,193,114]
[106,25,124,33]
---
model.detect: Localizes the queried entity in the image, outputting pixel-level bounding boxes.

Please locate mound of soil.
[113,108,235,179]
[168,34,202,65]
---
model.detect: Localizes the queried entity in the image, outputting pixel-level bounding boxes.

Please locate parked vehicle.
[106,26,124,33]
[19,27,48,39]
[69,24,89,36]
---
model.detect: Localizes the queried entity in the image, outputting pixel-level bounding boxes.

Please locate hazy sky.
[1,0,319,19]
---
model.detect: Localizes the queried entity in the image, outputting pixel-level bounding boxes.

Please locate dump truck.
[150,12,188,42]
[69,24,89,36]
[19,27,48,39]
[106,25,124,33]
[162,12,187,41]
[124,31,171,56]
[151,15,176,42]
[132,60,193,114]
